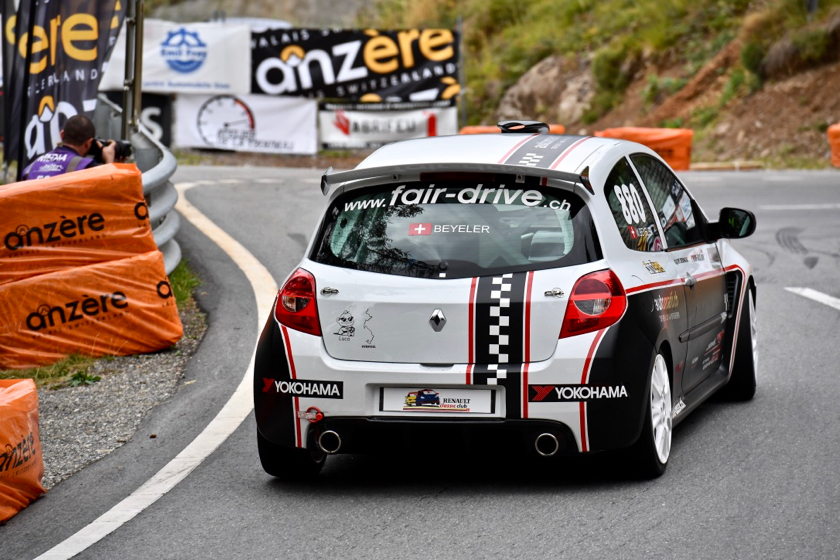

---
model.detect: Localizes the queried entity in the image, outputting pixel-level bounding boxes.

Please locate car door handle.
[683,274,696,289]
[320,287,339,295]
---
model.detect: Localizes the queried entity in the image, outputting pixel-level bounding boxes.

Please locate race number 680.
[614,183,647,225]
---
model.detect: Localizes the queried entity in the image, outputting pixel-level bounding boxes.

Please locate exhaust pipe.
[535,433,560,457]
[318,430,342,454]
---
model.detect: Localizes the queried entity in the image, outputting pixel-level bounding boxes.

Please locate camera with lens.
[89,137,133,163]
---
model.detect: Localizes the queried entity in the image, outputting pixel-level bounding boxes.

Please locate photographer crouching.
[22,115,132,180]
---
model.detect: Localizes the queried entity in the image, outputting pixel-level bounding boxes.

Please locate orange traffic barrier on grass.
[0,164,157,286]
[829,124,840,168]
[0,379,45,523]
[0,251,183,370]
[460,124,566,135]
[595,127,693,170]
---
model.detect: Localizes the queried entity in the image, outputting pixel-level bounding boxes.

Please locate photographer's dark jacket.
[22,146,96,180]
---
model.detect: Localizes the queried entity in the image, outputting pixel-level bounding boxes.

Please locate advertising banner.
[0,164,156,285]
[251,28,460,102]
[0,379,45,523]
[174,93,316,154]
[319,101,458,149]
[3,0,126,166]
[0,250,183,370]
[103,91,173,146]
[99,19,250,95]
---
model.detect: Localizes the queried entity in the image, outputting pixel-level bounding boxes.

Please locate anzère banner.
[319,101,458,149]
[3,0,126,166]
[174,93,316,154]
[251,28,461,102]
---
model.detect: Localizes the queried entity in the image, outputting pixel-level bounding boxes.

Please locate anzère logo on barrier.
[4,213,105,251]
[156,280,173,300]
[26,292,129,331]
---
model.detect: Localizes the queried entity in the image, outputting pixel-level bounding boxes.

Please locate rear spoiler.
[320,163,592,196]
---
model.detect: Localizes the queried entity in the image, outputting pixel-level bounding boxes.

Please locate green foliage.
[792,28,831,64]
[69,371,101,387]
[720,68,746,105]
[167,260,201,306]
[692,105,719,127]
[740,40,767,76]
[0,354,98,388]
[660,117,685,129]
[642,75,688,107]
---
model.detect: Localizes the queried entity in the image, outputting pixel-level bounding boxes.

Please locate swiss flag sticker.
[628,225,638,239]
[409,223,433,236]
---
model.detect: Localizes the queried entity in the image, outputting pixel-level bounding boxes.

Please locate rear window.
[310,180,601,279]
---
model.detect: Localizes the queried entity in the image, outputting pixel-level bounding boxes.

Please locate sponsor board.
[174,93,316,154]
[104,92,173,146]
[380,387,494,414]
[4,1,126,165]
[251,28,460,101]
[528,384,629,403]
[319,102,457,149]
[100,20,251,94]
[261,378,344,399]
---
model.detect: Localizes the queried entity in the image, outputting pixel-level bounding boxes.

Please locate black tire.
[627,352,672,479]
[257,430,326,478]
[720,288,757,401]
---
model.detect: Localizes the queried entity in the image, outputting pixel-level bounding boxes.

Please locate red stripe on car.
[579,328,607,452]
[498,133,539,164]
[549,136,592,169]
[522,271,535,418]
[467,277,478,384]
[281,325,303,448]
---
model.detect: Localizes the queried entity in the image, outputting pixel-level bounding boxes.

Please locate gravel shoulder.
[36,297,207,490]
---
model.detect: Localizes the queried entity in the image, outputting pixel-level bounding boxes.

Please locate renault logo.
[429,309,446,332]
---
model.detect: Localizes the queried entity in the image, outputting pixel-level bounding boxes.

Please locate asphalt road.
[6,166,840,559]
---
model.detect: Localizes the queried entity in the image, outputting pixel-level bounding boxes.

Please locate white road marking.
[256,178,281,184]
[220,179,244,184]
[36,182,278,560]
[785,287,840,311]
[760,203,840,210]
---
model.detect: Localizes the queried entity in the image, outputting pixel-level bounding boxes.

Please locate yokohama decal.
[500,134,589,170]
[281,325,303,448]
[579,328,608,452]
[468,272,530,419]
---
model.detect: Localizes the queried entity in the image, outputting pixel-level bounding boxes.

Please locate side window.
[603,157,662,252]
[631,154,703,248]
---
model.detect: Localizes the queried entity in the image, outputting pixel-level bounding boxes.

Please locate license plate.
[380,387,495,414]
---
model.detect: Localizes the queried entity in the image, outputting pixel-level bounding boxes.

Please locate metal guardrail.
[95,94,181,274]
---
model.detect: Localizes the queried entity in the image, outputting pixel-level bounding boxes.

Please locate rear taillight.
[559,269,626,338]
[275,268,322,336]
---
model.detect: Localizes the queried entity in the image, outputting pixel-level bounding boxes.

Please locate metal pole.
[457,15,466,131]
[131,0,145,132]
[121,0,137,139]
[16,0,38,181]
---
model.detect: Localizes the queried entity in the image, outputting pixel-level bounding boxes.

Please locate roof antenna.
[497,120,550,134]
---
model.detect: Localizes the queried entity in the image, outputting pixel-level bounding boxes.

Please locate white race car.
[254,121,757,479]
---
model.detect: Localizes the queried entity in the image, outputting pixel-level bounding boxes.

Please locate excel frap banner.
[251,28,461,102]
[2,0,126,167]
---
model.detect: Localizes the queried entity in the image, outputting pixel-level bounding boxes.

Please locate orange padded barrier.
[829,124,840,168]
[460,124,566,135]
[595,127,693,171]
[0,164,157,286]
[0,379,45,523]
[0,251,183,369]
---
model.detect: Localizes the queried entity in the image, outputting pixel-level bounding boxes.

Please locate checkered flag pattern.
[486,274,514,380]
[517,153,544,167]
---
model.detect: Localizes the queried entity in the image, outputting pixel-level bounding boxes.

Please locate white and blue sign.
[160,28,208,73]
[101,20,250,95]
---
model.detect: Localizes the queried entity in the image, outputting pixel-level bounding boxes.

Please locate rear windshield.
[310,180,601,279]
